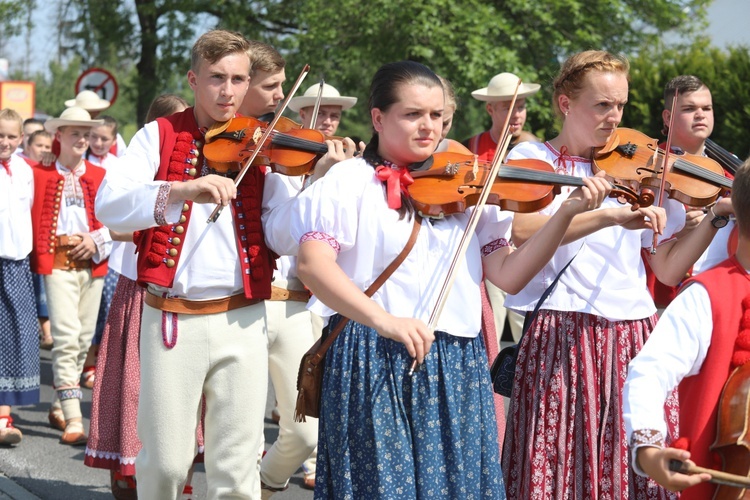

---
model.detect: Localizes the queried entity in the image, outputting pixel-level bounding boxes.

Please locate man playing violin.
[644,75,736,311]
[96,30,272,498]
[623,157,746,500]
[238,43,360,495]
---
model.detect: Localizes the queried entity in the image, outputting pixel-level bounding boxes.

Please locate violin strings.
[671,158,733,189]
[269,130,328,154]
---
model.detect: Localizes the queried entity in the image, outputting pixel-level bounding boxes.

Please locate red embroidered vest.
[134,108,273,299]
[677,256,750,500]
[30,161,108,277]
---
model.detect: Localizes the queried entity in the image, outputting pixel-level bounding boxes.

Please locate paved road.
[0,349,314,499]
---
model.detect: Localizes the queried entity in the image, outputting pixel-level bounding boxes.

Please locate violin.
[593,128,726,207]
[705,138,743,177]
[203,115,329,176]
[666,361,750,498]
[407,151,643,219]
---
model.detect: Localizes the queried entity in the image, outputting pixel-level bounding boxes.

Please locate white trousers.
[136,302,268,500]
[260,289,320,489]
[44,269,103,420]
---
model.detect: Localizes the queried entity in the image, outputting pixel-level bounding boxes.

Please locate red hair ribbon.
[375,164,413,209]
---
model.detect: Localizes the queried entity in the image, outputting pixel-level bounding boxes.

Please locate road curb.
[0,473,39,500]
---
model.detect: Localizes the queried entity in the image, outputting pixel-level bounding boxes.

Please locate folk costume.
[0,154,40,409]
[501,141,685,499]
[265,157,508,499]
[259,173,319,491]
[95,108,275,499]
[85,149,120,387]
[84,163,144,476]
[624,256,750,500]
[31,159,111,426]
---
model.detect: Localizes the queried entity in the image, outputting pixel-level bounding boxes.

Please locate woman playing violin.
[264,60,610,498]
[501,50,733,499]
[623,158,750,500]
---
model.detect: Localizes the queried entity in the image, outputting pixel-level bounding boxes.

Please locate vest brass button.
[174,225,184,234]
[188,167,197,176]
[179,215,186,223]
[170,237,181,245]
[182,203,189,212]
[165,259,176,268]
[168,248,178,257]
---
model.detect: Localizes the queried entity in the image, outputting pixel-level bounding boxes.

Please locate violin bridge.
[252,127,263,145]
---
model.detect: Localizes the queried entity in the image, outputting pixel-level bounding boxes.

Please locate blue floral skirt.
[0,257,40,406]
[315,318,505,499]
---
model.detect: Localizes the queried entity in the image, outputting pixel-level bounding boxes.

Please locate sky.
[4,0,750,77]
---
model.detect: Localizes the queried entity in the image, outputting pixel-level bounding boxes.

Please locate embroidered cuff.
[154,182,172,226]
[90,229,107,261]
[57,387,83,401]
[630,429,664,477]
[300,231,340,255]
[481,237,511,257]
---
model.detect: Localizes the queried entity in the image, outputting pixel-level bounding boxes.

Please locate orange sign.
[0,81,35,119]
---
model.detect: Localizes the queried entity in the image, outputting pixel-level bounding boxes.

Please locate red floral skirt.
[502,310,679,500]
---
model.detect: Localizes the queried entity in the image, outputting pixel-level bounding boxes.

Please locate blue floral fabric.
[315,318,505,499]
[0,257,40,406]
[93,267,118,345]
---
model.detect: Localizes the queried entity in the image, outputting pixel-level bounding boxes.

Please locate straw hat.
[288,83,357,112]
[45,106,104,133]
[64,90,111,111]
[471,72,541,102]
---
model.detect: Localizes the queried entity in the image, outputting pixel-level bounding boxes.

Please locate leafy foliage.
[625,39,750,160]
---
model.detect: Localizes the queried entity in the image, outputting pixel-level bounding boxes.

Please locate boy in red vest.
[33,106,111,446]
[96,30,272,498]
[623,160,743,499]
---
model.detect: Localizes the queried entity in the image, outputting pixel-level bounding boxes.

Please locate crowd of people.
[0,27,747,500]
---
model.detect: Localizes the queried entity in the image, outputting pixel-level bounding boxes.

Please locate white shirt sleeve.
[623,282,713,440]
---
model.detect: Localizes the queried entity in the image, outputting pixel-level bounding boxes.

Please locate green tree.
[287,0,712,142]
[625,39,750,161]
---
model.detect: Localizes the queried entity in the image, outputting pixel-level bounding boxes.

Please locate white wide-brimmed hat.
[471,72,541,102]
[64,90,111,111]
[45,106,104,133]
[288,83,357,112]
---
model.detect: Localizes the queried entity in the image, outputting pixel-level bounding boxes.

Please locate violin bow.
[309,78,325,130]
[650,88,679,254]
[408,79,522,375]
[207,64,311,223]
[669,459,750,489]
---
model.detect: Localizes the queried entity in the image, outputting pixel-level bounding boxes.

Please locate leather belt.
[145,286,310,314]
[270,285,310,303]
[53,235,91,270]
[145,292,262,315]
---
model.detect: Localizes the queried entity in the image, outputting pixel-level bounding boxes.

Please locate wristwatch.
[710,205,729,229]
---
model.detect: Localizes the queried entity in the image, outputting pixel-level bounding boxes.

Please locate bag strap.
[308,215,423,365]
[517,244,582,344]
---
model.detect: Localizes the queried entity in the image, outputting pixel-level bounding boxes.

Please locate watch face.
[712,216,729,229]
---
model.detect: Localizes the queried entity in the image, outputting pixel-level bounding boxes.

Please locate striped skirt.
[0,257,40,406]
[315,318,505,499]
[501,310,679,500]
